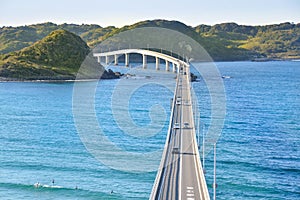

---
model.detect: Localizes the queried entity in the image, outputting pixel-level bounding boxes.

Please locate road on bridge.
[150,67,209,200]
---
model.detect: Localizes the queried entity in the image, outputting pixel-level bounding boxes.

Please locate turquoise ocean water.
[0,61,299,199]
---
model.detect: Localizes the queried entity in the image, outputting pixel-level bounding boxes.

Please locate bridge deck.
[150,66,210,200]
[93,49,209,199]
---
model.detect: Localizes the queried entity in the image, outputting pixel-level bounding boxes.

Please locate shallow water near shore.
[0,61,299,199]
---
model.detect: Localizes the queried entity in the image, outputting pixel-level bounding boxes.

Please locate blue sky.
[1,0,299,27]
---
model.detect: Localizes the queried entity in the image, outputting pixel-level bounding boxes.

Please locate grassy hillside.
[0,29,90,80]
[195,22,300,59]
[0,20,299,63]
[0,22,114,54]
[89,19,258,61]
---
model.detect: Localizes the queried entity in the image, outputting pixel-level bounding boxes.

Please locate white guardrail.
[149,71,179,200]
[186,67,210,200]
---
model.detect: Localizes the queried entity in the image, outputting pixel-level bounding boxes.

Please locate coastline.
[0,77,110,83]
[1,59,299,82]
[0,69,122,82]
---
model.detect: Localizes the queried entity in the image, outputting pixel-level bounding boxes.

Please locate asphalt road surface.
[152,68,209,200]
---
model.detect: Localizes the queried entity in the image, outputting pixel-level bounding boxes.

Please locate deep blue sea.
[0,61,299,199]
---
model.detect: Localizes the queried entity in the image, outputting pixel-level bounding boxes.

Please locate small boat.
[222,75,231,79]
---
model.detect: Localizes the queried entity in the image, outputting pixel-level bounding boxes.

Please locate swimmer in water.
[34,182,40,188]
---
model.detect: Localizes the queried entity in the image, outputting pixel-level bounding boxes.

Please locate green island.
[0,20,299,80]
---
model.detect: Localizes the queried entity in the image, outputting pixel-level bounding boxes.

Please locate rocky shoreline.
[0,69,122,82]
[0,71,201,83]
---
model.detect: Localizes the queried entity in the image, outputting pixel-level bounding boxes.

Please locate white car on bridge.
[173,122,180,129]
[183,122,189,128]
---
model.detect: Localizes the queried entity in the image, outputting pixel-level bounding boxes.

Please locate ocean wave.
[0,182,76,191]
[0,182,121,199]
[219,159,300,174]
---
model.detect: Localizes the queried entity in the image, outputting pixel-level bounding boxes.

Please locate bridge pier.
[97,56,100,63]
[125,53,129,67]
[156,57,160,70]
[105,56,109,65]
[143,54,147,69]
[173,63,176,73]
[114,54,118,65]
[166,60,170,71]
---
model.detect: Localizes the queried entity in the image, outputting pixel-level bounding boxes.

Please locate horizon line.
[1,19,300,29]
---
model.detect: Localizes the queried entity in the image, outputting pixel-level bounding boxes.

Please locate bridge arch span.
[93,49,189,73]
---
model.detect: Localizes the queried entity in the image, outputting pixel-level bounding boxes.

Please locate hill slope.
[88,19,257,61]
[0,20,299,62]
[195,22,300,59]
[0,22,115,54]
[0,29,90,80]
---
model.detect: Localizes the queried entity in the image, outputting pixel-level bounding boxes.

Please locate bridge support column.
[143,54,147,69]
[125,53,129,67]
[97,56,100,63]
[172,63,176,73]
[165,60,169,71]
[105,56,109,65]
[156,57,160,70]
[114,54,118,65]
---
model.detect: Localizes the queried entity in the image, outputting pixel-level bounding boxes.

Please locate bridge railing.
[149,71,179,200]
[186,68,210,200]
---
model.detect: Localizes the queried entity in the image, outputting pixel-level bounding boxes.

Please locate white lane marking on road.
[186,186,195,200]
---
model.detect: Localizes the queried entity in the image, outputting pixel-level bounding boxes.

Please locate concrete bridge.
[93,49,210,200]
[93,49,189,73]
